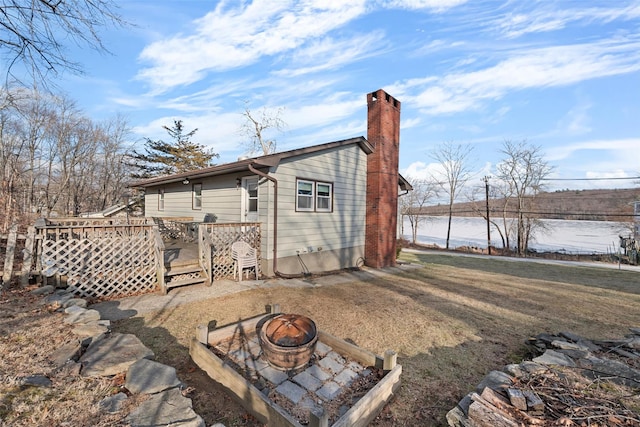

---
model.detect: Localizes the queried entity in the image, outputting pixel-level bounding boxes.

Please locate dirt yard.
[2,251,639,426]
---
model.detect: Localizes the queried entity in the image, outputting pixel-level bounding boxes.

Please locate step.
[165,265,202,276]
[166,276,209,289]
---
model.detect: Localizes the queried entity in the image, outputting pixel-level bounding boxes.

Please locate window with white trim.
[192,183,202,210]
[296,179,333,212]
[158,188,165,211]
[316,182,332,212]
[296,179,314,211]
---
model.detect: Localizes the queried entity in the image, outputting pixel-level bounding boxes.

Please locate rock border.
[447,329,640,426]
[34,286,208,427]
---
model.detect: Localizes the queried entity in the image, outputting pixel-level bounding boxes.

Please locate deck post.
[20,226,36,287]
[2,224,18,287]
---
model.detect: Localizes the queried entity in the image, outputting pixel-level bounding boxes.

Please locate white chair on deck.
[231,241,258,281]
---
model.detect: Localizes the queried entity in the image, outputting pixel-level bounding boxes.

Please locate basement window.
[296,179,333,212]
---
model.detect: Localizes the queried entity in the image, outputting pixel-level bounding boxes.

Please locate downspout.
[248,163,297,278]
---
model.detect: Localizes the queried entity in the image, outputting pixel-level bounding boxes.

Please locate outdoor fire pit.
[257,313,318,371]
[190,305,402,426]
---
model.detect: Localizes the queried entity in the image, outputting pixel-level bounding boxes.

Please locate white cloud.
[545,138,640,162]
[402,160,446,181]
[495,3,640,38]
[381,0,469,12]
[136,0,367,92]
[556,101,593,135]
[275,32,388,77]
[399,36,640,114]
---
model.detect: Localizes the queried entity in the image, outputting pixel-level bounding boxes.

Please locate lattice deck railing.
[199,222,261,281]
[35,223,162,298]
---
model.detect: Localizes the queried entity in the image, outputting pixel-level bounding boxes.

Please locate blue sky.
[58,0,640,191]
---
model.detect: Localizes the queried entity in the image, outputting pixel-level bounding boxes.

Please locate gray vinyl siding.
[266,143,368,260]
[144,174,245,222]
[142,142,368,274]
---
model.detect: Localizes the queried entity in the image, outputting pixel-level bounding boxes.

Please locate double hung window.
[296,179,332,212]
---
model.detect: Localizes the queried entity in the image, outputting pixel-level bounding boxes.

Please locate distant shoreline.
[413,187,638,222]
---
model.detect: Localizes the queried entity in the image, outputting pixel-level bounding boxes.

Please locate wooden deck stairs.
[160,240,210,293]
[164,259,210,291]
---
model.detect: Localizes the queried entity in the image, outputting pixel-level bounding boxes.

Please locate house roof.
[130,137,373,188]
[129,135,412,191]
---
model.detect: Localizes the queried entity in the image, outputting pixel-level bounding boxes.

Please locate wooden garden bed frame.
[189,305,402,427]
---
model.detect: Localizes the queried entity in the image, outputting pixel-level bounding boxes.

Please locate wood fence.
[200,222,261,281]
[36,223,162,298]
[2,217,262,297]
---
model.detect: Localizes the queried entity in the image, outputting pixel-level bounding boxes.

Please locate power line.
[414,209,636,218]
[541,176,640,181]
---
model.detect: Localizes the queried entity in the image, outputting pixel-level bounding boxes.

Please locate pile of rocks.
[447,329,640,426]
[32,285,211,427]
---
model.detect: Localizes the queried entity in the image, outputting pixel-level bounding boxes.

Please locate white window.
[316,182,332,212]
[158,188,165,211]
[296,179,333,212]
[296,179,314,211]
[192,183,202,210]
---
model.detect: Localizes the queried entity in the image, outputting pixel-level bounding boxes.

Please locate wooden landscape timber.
[190,304,402,427]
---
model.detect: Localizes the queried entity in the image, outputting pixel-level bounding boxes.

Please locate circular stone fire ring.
[257,313,318,371]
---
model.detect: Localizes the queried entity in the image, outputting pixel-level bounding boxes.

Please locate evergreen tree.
[130,120,218,178]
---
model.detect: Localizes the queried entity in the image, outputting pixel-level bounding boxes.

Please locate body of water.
[402,216,633,254]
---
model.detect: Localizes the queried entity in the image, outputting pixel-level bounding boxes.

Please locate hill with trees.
[416,188,639,222]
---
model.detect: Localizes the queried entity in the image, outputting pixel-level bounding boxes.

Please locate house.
[132,89,411,277]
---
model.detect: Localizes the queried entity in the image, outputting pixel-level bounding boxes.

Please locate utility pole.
[483,176,491,255]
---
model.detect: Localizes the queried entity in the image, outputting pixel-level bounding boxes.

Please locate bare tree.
[239,103,285,156]
[496,140,552,256]
[0,88,134,226]
[0,0,126,86]
[431,142,474,249]
[399,177,438,244]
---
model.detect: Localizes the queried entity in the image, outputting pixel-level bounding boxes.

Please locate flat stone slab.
[318,354,344,375]
[73,322,109,337]
[65,305,86,315]
[80,333,154,377]
[306,364,332,382]
[125,388,204,427]
[258,365,288,385]
[49,341,82,367]
[334,368,358,386]
[533,349,577,367]
[293,371,322,392]
[276,380,307,404]
[31,285,54,295]
[64,298,88,309]
[99,392,128,414]
[65,309,101,325]
[316,381,341,401]
[126,358,181,394]
[476,370,514,393]
[19,375,52,388]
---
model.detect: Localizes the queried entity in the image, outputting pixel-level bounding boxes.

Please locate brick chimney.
[365,89,401,268]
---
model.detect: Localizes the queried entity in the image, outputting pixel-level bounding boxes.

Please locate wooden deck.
[164,240,199,268]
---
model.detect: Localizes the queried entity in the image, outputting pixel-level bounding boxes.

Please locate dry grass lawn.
[1,252,639,426]
[113,253,640,426]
